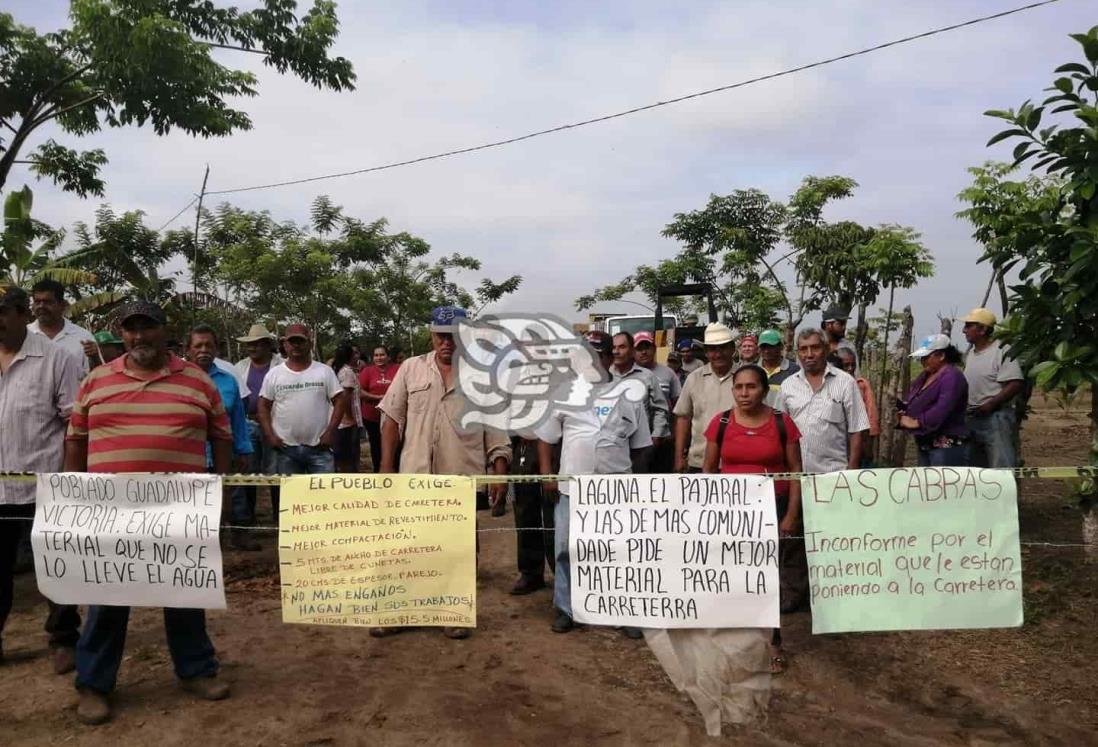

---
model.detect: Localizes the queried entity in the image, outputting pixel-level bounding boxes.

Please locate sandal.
[369,626,409,638]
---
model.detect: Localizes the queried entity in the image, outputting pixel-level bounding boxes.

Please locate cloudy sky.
[7,0,1093,338]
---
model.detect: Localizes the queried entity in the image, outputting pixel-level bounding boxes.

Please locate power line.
[155,195,199,232]
[207,0,1065,196]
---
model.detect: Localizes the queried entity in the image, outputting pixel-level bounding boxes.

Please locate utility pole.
[191,165,210,327]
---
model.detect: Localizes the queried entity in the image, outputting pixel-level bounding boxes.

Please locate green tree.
[70,205,178,302]
[0,0,355,196]
[577,177,930,347]
[58,203,244,326]
[860,225,933,415]
[576,189,790,332]
[962,25,1098,470]
[785,176,877,352]
[206,197,522,354]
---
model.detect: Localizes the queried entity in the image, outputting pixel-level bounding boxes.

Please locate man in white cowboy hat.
[672,322,738,473]
[233,323,285,535]
[962,308,1024,468]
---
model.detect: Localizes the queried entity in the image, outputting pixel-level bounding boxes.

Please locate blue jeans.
[554,494,571,617]
[272,444,335,475]
[233,420,278,523]
[916,444,970,467]
[75,606,216,694]
[967,409,1017,469]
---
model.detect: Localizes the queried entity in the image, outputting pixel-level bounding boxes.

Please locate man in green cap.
[84,331,124,369]
[758,329,798,409]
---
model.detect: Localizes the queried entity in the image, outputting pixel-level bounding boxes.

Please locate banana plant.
[1,185,98,287]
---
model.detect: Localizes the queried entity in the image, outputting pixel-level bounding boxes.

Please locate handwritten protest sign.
[32,473,226,609]
[568,475,779,628]
[279,474,477,628]
[801,468,1023,633]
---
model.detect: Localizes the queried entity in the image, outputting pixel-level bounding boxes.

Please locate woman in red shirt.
[358,345,401,473]
[702,364,803,674]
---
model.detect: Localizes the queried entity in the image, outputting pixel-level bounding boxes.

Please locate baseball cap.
[430,305,467,333]
[703,322,735,347]
[675,338,694,351]
[282,323,310,341]
[758,329,782,346]
[118,300,166,326]
[963,308,997,327]
[0,285,30,310]
[667,350,681,361]
[822,304,850,322]
[910,334,952,359]
[739,333,758,344]
[584,330,612,354]
[94,330,123,345]
[634,330,655,347]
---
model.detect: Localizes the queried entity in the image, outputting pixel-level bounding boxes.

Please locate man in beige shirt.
[673,322,737,473]
[0,285,83,673]
[378,306,510,639]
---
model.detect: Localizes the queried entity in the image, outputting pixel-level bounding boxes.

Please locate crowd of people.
[0,277,1027,725]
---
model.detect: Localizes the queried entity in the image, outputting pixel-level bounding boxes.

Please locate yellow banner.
[278,474,477,628]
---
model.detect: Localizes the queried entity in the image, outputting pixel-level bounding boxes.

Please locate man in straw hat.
[234,323,284,530]
[673,322,737,473]
[962,308,1024,468]
[377,306,510,640]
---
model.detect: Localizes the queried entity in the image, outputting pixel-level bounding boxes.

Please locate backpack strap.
[716,409,733,451]
[774,411,787,450]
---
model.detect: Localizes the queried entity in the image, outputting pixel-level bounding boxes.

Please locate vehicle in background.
[605,314,678,338]
[654,283,718,361]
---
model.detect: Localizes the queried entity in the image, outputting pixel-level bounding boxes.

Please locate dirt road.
[2,394,1096,745]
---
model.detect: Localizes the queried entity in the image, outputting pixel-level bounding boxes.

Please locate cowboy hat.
[237,323,277,343]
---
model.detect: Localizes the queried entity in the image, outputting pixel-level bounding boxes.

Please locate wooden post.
[191,165,210,327]
[883,306,914,467]
[873,285,897,461]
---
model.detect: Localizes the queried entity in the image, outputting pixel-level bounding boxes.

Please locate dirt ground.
[2,392,1097,746]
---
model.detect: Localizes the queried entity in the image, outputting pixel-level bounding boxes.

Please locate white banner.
[32,473,227,609]
[568,475,779,628]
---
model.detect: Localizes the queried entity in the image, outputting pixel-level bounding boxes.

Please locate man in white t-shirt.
[536,330,652,635]
[962,308,1025,468]
[27,279,95,374]
[257,323,346,477]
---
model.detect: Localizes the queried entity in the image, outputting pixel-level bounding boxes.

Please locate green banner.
[801,468,1023,633]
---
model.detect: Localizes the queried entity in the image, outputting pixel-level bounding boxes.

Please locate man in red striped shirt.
[64,301,233,725]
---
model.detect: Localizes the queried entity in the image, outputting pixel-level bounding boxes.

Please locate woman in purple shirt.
[899,334,970,467]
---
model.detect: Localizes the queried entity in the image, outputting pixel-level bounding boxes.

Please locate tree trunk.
[997,275,1010,316]
[854,302,868,363]
[874,285,897,461]
[1085,393,1098,560]
[0,115,39,195]
[884,306,914,466]
[980,268,998,308]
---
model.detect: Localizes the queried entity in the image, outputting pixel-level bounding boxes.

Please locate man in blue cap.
[676,338,703,376]
[377,306,511,640]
